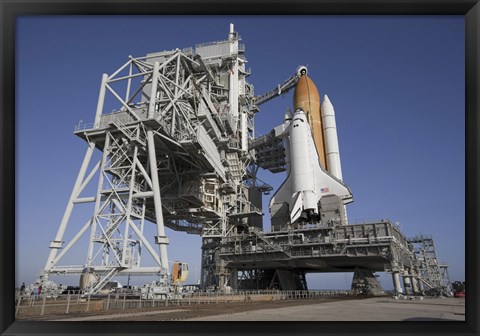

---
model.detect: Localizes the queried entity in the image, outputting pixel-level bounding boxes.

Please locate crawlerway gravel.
[20,296,372,321]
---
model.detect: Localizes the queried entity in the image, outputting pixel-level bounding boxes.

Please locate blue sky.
[16,16,464,290]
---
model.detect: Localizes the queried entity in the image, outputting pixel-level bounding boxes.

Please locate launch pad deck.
[220,220,411,272]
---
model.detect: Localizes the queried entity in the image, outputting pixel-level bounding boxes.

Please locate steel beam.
[147,129,169,279]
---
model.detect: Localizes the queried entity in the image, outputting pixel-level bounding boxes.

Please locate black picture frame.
[1,1,478,335]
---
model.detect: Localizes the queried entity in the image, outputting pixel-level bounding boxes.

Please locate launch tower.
[41,24,265,292]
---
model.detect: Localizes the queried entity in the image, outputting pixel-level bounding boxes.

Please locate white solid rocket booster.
[321,95,343,181]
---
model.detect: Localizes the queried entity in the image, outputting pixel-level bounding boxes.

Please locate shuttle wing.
[269,171,293,209]
[269,175,305,224]
[309,134,353,204]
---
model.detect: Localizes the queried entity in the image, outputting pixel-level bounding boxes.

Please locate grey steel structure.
[408,234,452,295]
[40,25,449,295]
[41,24,265,293]
[220,219,450,295]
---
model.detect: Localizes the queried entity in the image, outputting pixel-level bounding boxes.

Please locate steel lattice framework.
[408,234,451,292]
[41,26,264,293]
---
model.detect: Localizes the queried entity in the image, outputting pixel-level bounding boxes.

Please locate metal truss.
[219,221,420,290]
[41,26,268,292]
[408,234,450,291]
[236,269,275,289]
[42,123,173,293]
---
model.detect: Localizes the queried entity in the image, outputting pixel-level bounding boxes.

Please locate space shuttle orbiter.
[269,109,352,224]
[269,69,352,225]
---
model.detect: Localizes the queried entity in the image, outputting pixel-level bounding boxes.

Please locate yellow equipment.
[171,261,189,284]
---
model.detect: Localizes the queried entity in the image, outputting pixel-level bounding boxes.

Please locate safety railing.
[15,289,354,318]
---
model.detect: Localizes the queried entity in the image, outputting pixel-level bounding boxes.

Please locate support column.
[417,277,425,292]
[148,62,160,119]
[147,129,169,282]
[392,272,404,294]
[410,270,420,294]
[121,146,138,265]
[87,135,110,266]
[231,268,238,290]
[43,142,96,277]
[403,270,412,295]
[415,267,424,292]
[94,74,108,128]
[217,259,227,291]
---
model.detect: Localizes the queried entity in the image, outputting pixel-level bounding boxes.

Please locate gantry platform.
[217,220,420,291]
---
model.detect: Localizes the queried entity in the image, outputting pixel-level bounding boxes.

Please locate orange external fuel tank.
[293,75,328,170]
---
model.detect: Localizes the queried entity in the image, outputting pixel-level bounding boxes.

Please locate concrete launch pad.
[185,297,465,321]
[32,296,465,322]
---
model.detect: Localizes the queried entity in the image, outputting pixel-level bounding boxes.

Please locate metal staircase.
[111,120,146,147]
[84,267,123,294]
[249,228,291,258]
